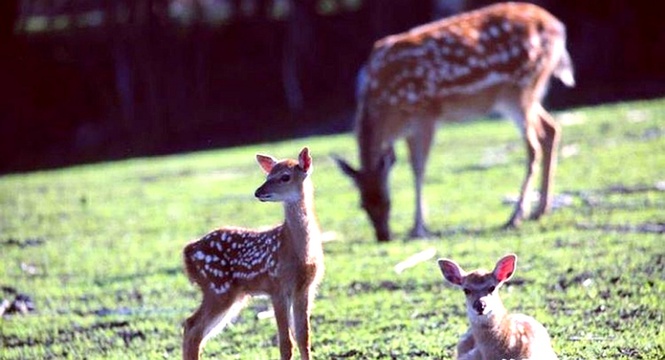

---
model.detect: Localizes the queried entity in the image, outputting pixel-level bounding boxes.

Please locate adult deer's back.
[335,2,574,241]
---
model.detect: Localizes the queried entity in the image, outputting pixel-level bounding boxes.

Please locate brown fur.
[182,148,323,360]
[335,2,575,241]
[439,255,558,360]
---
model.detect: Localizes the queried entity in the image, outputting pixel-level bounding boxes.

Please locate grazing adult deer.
[438,254,558,360]
[335,2,575,241]
[182,147,324,360]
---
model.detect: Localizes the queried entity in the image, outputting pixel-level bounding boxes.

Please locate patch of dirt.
[345,280,442,296]
[641,254,664,277]
[330,349,435,359]
[576,222,665,234]
[346,280,401,296]
[0,237,45,248]
[77,307,134,317]
[617,347,643,359]
[546,182,665,214]
[566,182,664,204]
[117,329,146,347]
[553,270,595,291]
[1,319,148,351]
[331,349,364,358]
[546,298,575,315]
[436,226,492,238]
[1,287,36,317]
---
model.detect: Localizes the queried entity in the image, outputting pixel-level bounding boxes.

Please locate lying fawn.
[182,147,324,360]
[335,2,575,241]
[438,254,557,360]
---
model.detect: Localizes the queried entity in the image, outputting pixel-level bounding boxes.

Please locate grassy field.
[1,98,664,359]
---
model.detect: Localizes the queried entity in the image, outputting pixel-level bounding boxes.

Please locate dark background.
[1,0,664,174]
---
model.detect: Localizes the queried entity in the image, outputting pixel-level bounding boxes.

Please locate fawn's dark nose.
[473,299,486,314]
[254,186,269,201]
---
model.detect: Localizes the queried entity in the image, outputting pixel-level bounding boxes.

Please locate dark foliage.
[2,0,664,173]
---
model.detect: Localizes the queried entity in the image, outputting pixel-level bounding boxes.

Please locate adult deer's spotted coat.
[335,2,575,241]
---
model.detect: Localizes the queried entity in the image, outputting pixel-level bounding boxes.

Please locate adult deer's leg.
[292,289,313,360]
[272,295,294,360]
[505,105,542,228]
[406,119,435,238]
[532,103,561,219]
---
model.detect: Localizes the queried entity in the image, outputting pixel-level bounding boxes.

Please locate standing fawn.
[182,147,324,360]
[438,254,557,360]
[335,2,575,241]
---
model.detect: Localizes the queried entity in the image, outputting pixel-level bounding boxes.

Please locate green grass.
[1,98,664,359]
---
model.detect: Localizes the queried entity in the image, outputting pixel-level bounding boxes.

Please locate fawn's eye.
[280,174,291,182]
[463,288,471,295]
[488,286,496,293]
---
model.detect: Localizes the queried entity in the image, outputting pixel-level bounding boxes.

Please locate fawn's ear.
[256,154,278,174]
[493,254,517,283]
[438,259,465,287]
[299,147,312,174]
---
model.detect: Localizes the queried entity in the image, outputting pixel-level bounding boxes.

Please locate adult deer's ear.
[333,155,359,180]
[257,154,278,174]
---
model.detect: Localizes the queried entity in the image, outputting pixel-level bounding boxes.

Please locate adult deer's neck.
[357,103,380,171]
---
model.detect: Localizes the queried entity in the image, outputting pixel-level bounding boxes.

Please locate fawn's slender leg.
[456,329,475,358]
[505,105,542,228]
[532,104,561,219]
[406,120,435,238]
[457,347,482,360]
[183,294,238,360]
[293,289,313,360]
[272,295,294,360]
